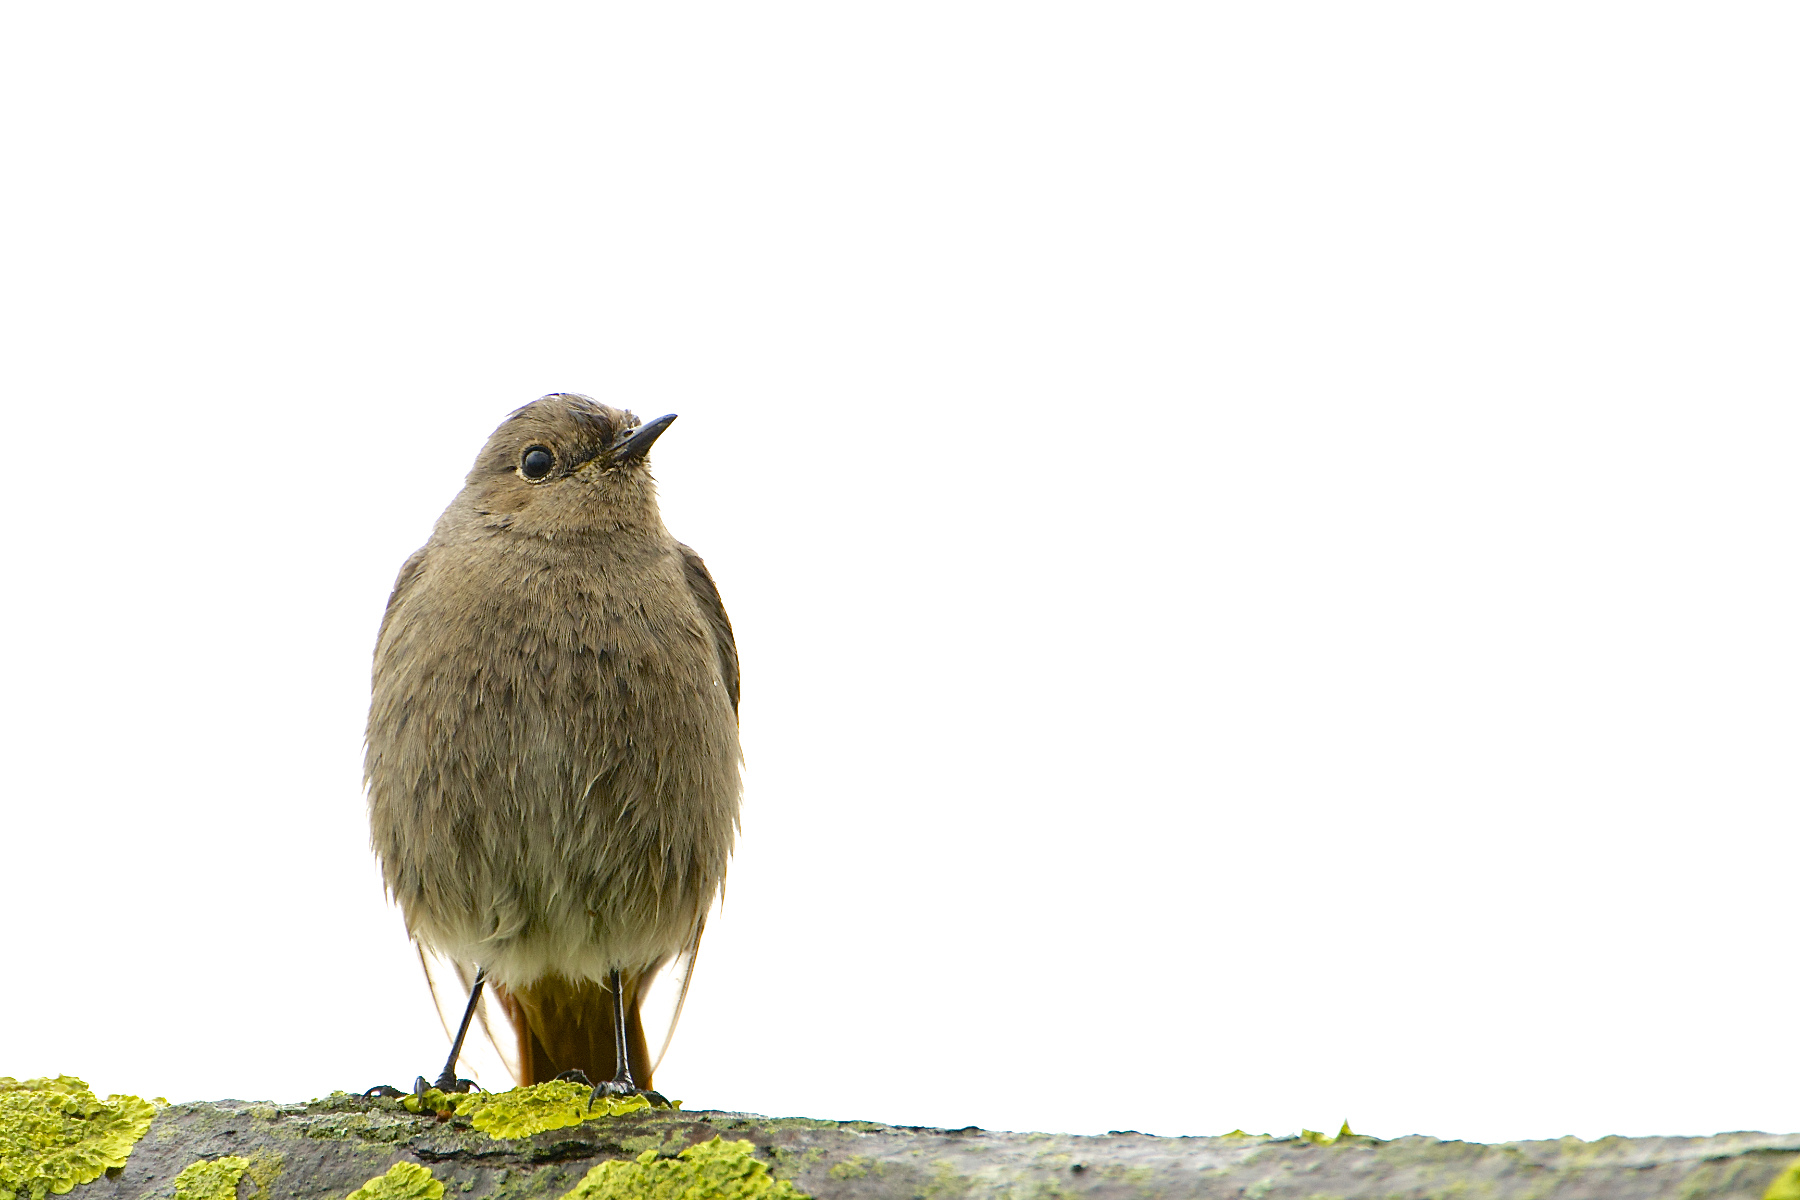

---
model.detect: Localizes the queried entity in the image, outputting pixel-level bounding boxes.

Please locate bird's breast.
[367,535,740,965]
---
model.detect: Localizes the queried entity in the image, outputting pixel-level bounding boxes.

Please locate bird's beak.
[611,413,677,464]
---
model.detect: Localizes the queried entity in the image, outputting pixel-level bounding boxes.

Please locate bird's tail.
[491,971,655,1088]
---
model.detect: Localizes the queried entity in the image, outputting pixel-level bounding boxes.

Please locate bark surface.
[73,1095,1800,1200]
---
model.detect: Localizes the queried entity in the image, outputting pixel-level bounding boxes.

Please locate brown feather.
[675,543,739,714]
[493,973,655,1088]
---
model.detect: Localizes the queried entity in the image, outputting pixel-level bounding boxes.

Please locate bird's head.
[459,393,676,537]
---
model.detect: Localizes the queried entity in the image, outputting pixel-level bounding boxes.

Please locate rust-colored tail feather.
[493,973,654,1088]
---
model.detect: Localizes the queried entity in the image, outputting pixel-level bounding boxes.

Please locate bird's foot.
[588,1078,669,1109]
[358,1072,479,1106]
[427,1070,482,1095]
[554,1070,593,1085]
[404,1075,472,1117]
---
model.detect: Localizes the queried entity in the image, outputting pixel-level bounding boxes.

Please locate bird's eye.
[520,446,555,480]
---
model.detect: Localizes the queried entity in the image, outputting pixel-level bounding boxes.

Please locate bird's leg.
[362,966,487,1100]
[588,968,668,1108]
[431,967,487,1093]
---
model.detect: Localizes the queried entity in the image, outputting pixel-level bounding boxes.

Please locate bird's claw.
[360,1075,478,1104]
[554,1069,594,1085]
[429,1071,482,1095]
[588,1079,668,1109]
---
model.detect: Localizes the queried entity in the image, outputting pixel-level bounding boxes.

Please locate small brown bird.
[363,393,740,1104]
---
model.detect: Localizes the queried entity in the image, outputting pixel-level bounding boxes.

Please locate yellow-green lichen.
[767,1146,823,1180]
[563,1137,807,1200]
[401,1089,458,1117]
[171,1157,251,1200]
[619,1133,683,1158]
[452,1082,663,1140]
[171,1151,283,1200]
[1670,1154,1783,1200]
[0,1075,158,1200]
[347,1161,444,1200]
[827,1156,884,1181]
[241,1150,284,1200]
[920,1160,971,1200]
[296,1107,419,1145]
[1298,1122,1356,1146]
[1765,1160,1800,1200]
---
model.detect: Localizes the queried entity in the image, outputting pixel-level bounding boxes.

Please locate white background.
[1,3,1795,1145]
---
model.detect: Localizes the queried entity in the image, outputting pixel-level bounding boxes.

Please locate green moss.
[1763,1160,1800,1200]
[562,1137,807,1200]
[453,1082,662,1140]
[171,1157,251,1200]
[347,1162,445,1200]
[0,1075,158,1200]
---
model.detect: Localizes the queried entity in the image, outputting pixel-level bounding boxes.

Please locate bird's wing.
[641,545,734,1076]
[418,947,523,1088]
[674,542,738,714]
[377,547,429,646]
[649,913,706,1076]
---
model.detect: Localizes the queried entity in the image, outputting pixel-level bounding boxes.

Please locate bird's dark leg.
[430,967,487,1093]
[361,966,487,1100]
[588,968,668,1108]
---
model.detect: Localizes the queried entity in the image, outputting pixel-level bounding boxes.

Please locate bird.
[362,393,740,1105]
